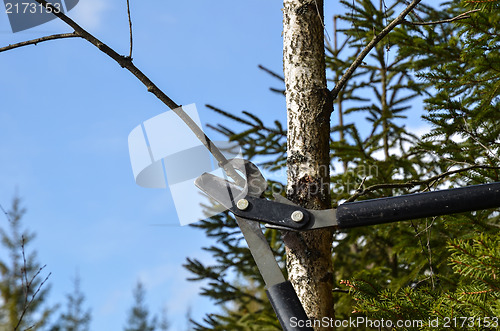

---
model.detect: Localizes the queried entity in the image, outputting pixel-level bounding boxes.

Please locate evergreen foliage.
[158,306,170,331]
[343,1,500,328]
[343,232,500,330]
[50,273,91,331]
[123,281,157,331]
[0,198,54,330]
[184,0,500,329]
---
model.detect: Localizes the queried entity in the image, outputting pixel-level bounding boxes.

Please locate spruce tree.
[123,281,157,331]
[326,0,461,320]
[343,1,500,329]
[0,197,54,330]
[158,306,169,331]
[51,273,91,331]
[183,0,499,329]
[345,233,500,330]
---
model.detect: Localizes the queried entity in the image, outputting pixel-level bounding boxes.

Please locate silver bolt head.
[236,199,249,210]
[291,210,304,223]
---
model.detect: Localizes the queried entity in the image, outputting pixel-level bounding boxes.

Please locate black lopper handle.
[266,281,313,331]
[336,182,500,229]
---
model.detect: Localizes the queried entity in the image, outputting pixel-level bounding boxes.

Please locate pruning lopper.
[195,158,500,331]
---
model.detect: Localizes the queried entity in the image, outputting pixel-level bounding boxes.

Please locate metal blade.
[194,173,246,210]
[236,217,286,287]
[196,173,286,287]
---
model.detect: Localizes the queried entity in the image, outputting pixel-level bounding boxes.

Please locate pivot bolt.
[291,210,304,223]
[237,199,249,210]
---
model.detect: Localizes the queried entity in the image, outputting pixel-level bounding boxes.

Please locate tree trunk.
[283,0,334,329]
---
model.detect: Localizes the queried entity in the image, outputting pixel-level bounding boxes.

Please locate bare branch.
[0,33,79,53]
[356,176,367,192]
[330,0,422,102]
[22,271,51,331]
[345,165,500,203]
[126,0,133,58]
[21,236,29,298]
[403,9,480,26]
[23,0,245,186]
[14,236,52,331]
[0,203,12,222]
[15,236,30,331]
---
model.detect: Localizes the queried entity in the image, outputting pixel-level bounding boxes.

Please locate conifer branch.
[330,0,422,102]
[206,105,286,136]
[257,64,284,82]
[269,87,286,95]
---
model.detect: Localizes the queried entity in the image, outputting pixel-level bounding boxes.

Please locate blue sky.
[0,1,430,330]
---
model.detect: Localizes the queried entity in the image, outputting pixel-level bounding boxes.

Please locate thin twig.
[14,236,52,331]
[403,9,480,26]
[442,158,475,167]
[330,0,423,102]
[26,0,244,187]
[425,218,435,289]
[21,237,29,298]
[410,220,435,289]
[0,203,12,222]
[345,165,500,202]
[15,237,30,331]
[414,216,437,236]
[313,0,331,41]
[462,118,500,163]
[0,33,79,53]
[126,0,133,58]
[409,276,433,289]
[354,176,367,193]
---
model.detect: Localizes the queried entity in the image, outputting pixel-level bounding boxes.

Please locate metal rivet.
[291,210,304,223]
[237,199,249,210]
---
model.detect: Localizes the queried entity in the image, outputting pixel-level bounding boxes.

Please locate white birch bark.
[283,0,334,329]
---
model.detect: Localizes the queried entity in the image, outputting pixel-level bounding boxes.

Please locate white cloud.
[409,124,432,138]
[70,0,110,30]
